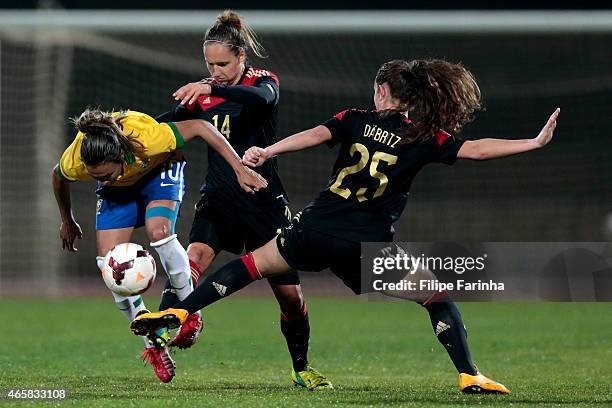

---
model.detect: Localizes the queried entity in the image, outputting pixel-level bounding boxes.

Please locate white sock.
[111,288,151,348]
[100,257,154,348]
[96,256,105,271]
[151,234,193,302]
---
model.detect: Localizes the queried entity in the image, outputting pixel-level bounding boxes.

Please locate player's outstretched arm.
[174,119,268,193]
[51,165,82,252]
[243,125,332,167]
[458,108,560,160]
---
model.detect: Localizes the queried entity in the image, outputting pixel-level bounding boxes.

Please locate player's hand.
[533,108,560,148]
[173,82,212,106]
[242,146,271,167]
[236,165,268,194]
[60,218,82,252]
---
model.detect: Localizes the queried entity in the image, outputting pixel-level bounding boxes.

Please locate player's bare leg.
[97,227,135,257]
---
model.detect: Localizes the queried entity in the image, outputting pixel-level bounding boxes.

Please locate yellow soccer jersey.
[58,111,184,187]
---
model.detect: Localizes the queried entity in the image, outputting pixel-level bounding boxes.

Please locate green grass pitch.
[1,297,610,407]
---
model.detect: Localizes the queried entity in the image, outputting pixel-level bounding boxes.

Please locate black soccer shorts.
[276,218,365,294]
[189,194,299,286]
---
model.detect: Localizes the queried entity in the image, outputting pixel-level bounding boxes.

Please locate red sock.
[422,290,449,308]
[241,252,262,280]
[189,259,202,286]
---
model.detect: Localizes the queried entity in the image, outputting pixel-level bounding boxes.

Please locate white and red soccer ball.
[102,243,156,296]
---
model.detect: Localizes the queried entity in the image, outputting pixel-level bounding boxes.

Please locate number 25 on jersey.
[329,143,397,202]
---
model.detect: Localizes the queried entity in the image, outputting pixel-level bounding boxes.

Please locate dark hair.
[375,59,482,144]
[73,108,145,166]
[204,10,266,58]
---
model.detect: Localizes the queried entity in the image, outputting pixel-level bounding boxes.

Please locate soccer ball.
[102,243,156,296]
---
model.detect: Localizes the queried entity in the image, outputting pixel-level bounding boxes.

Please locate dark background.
[1,1,609,10]
[0,5,610,293]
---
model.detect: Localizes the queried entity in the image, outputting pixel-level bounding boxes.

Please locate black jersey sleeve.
[155,102,203,123]
[429,130,465,165]
[322,109,354,148]
[210,76,279,106]
[155,110,175,123]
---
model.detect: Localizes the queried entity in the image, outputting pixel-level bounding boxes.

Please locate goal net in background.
[1,10,611,294]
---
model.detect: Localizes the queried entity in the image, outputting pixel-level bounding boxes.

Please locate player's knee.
[148,224,171,243]
[276,286,305,317]
[145,205,178,242]
[187,243,214,272]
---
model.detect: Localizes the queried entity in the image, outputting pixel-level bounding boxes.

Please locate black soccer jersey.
[300,109,465,242]
[157,65,288,211]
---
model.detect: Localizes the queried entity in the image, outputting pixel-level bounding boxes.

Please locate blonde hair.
[204,10,267,58]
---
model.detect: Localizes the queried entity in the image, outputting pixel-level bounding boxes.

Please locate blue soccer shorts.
[95,160,186,231]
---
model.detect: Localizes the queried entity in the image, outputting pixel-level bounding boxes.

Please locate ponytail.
[204,10,267,58]
[73,108,145,166]
[375,59,482,144]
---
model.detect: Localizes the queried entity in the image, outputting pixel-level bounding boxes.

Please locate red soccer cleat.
[141,346,176,383]
[168,313,203,349]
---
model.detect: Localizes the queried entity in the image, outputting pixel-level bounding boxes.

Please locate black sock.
[421,293,478,375]
[158,279,179,311]
[280,304,310,372]
[174,255,260,314]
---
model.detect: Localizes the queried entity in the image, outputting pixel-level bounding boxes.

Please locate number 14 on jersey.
[212,114,231,139]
